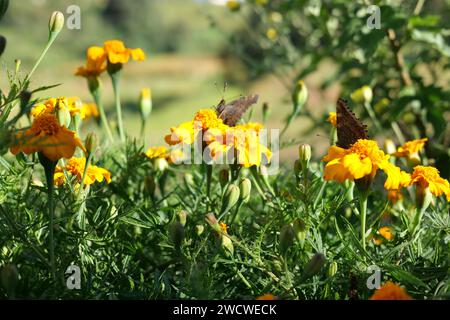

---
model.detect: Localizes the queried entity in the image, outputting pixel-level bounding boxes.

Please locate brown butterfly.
[336,98,368,149]
[216,94,259,126]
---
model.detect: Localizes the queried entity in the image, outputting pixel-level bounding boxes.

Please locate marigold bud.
[184,173,195,186]
[221,234,234,255]
[239,178,251,203]
[49,11,64,36]
[0,263,18,298]
[139,88,152,120]
[293,80,308,109]
[350,85,373,104]
[221,184,240,214]
[298,143,311,170]
[302,253,326,280]
[169,221,184,250]
[56,99,71,128]
[178,210,188,227]
[205,213,221,233]
[226,0,240,12]
[85,133,97,155]
[293,218,306,243]
[0,35,6,56]
[328,261,338,277]
[279,224,295,254]
[196,224,204,236]
[154,158,169,172]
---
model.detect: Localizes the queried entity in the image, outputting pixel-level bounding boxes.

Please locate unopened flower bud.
[221,233,234,255]
[350,85,373,104]
[139,88,152,120]
[279,224,295,254]
[196,224,204,236]
[328,261,338,277]
[293,218,306,243]
[298,143,311,170]
[293,80,308,109]
[184,173,194,186]
[56,98,71,128]
[48,11,64,36]
[384,139,396,155]
[239,178,251,203]
[85,133,97,155]
[0,35,6,56]
[221,184,240,214]
[219,169,229,189]
[14,59,21,73]
[154,158,169,172]
[374,98,389,113]
[302,253,326,280]
[178,210,188,227]
[205,213,221,233]
[0,263,18,298]
[226,0,240,12]
[169,221,184,250]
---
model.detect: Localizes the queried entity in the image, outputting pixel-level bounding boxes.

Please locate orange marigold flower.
[323,139,410,190]
[145,146,168,159]
[370,281,413,300]
[378,226,394,241]
[394,138,428,158]
[55,157,111,186]
[409,165,450,200]
[75,46,107,77]
[219,222,228,234]
[10,114,85,162]
[103,40,145,65]
[165,121,195,145]
[256,293,277,300]
[327,112,337,127]
[387,189,403,204]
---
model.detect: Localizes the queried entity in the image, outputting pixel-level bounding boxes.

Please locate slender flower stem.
[90,85,114,143]
[359,191,369,251]
[111,73,125,142]
[206,164,212,198]
[26,33,58,82]
[42,156,57,283]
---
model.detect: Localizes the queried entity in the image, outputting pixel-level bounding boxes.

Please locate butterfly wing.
[336,98,368,149]
[216,94,259,126]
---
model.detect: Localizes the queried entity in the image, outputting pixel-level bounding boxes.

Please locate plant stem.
[91,86,114,142]
[43,158,57,283]
[111,73,125,142]
[26,33,58,82]
[206,164,212,198]
[359,191,369,251]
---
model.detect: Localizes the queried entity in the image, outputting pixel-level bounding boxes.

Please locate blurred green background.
[1,0,321,159]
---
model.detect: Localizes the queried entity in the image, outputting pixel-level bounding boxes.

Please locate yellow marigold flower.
[75,46,107,77]
[81,102,99,119]
[103,40,145,65]
[193,109,226,130]
[327,112,337,127]
[30,98,57,118]
[409,165,450,200]
[145,146,168,159]
[256,294,277,300]
[55,157,111,186]
[165,121,195,145]
[53,170,66,187]
[266,28,278,40]
[323,139,410,190]
[394,138,428,158]
[226,0,240,11]
[10,114,85,162]
[369,281,413,300]
[378,226,394,241]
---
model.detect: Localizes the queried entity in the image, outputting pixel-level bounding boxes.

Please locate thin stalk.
[206,164,212,198]
[26,33,59,82]
[359,191,369,251]
[91,86,113,143]
[111,73,125,142]
[43,159,57,283]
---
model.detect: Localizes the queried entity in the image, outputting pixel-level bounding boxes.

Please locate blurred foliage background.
[1,0,450,169]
